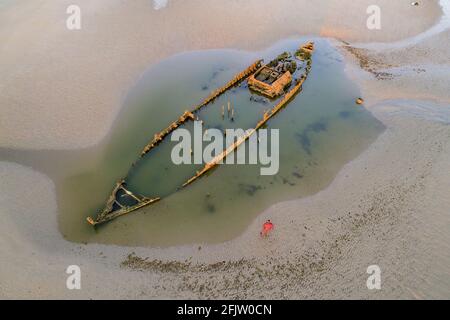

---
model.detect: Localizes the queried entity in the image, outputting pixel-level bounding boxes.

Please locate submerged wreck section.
[183,43,314,188]
[87,180,160,226]
[87,42,314,226]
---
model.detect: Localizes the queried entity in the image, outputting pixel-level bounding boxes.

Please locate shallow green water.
[0,38,384,246]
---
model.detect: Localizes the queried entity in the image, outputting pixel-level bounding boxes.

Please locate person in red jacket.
[260,220,274,237]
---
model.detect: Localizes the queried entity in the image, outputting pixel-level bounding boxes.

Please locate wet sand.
[0,0,442,149]
[1,0,450,299]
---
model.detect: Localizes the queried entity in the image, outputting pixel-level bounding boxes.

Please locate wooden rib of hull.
[193,60,263,112]
[87,197,161,226]
[140,111,195,157]
[86,180,161,226]
[183,128,257,187]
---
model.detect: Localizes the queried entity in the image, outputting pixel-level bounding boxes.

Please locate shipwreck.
[87,41,315,226]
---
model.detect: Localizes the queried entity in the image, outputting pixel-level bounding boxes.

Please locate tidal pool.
[0,38,384,246]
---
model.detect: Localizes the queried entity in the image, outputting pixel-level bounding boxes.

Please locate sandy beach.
[0,0,442,150]
[1,0,450,299]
